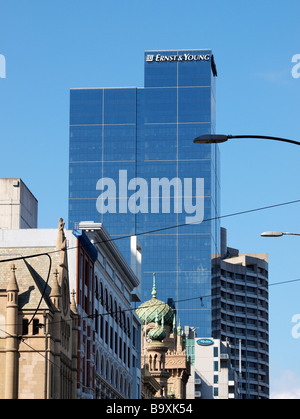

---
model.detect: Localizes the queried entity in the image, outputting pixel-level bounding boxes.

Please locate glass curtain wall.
[69,50,219,336]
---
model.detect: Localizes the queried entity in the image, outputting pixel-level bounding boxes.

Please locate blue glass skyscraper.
[69,49,220,336]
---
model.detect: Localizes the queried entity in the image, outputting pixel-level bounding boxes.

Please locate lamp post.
[261,231,300,238]
[193,134,300,146]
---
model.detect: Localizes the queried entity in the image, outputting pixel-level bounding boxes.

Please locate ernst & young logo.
[0,54,6,79]
[146,53,210,63]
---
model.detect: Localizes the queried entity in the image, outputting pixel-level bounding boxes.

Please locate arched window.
[114,300,118,322]
[105,288,108,311]
[127,317,131,337]
[109,294,113,317]
[100,281,104,305]
[95,275,99,300]
[119,305,122,327]
[122,312,126,332]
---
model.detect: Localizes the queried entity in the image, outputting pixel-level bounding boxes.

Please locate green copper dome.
[136,274,174,327]
[147,311,167,342]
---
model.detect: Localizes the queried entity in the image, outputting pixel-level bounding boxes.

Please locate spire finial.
[151,272,157,298]
[7,263,19,292]
[70,289,78,314]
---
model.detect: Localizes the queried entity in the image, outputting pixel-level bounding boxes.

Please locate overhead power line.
[0,198,299,265]
[2,276,300,329]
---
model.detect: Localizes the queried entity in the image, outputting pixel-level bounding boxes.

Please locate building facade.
[75,221,142,399]
[69,49,220,336]
[0,219,78,399]
[212,228,269,399]
[0,178,38,229]
[185,328,239,399]
[0,220,142,399]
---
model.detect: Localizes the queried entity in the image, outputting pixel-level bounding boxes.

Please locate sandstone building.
[0,219,78,399]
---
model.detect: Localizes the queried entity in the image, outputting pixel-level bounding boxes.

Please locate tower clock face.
[62,277,69,315]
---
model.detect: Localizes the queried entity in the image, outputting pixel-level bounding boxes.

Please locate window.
[95,275,99,299]
[110,327,113,350]
[133,326,136,347]
[114,300,118,322]
[105,321,109,345]
[127,317,131,337]
[105,288,108,311]
[119,337,122,359]
[115,332,118,355]
[32,319,40,335]
[214,361,219,372]
[95,310,99,334]
[100,282,104,305]
[100,315,104,339]
[109,295,113,317]
[85,260,89,286]
[22,319,29,335]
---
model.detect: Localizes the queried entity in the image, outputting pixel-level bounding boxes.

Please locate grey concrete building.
[212,228,269,399]
[0,178,38,229]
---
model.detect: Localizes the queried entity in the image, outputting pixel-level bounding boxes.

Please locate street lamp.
[261,231,300,238]
[193,134,300,146]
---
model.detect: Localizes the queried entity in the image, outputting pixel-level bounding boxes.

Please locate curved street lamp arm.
[227,135,300,146]
[194,134,300,146]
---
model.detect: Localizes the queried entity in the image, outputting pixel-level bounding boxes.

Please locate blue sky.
[1,0,300,398]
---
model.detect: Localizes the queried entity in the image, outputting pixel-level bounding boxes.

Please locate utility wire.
[1,198,300,328]
[0,198,300,265]
[2,276,300,328]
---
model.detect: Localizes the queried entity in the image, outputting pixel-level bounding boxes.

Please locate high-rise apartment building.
[212,228,269,399]
[69,49,219,336]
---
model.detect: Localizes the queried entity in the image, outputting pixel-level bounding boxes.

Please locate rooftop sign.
[146,53,210,63]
